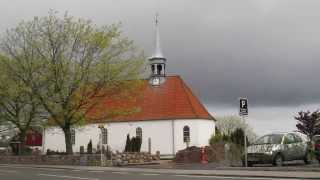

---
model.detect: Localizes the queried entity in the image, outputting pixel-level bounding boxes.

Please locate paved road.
[0,165,308,180]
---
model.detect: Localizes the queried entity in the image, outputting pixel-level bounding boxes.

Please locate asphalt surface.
[0,165,307,180]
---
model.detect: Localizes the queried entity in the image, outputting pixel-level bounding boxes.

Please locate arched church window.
[157,64,162,75]
[183,126,190,143]
[136,127,142,140]
[102,128,108,144]
[151,64,155,74]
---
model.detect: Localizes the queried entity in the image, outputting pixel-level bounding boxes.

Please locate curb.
[0,164,320,179]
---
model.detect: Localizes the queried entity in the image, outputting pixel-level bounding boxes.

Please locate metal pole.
[171,120,175,156]
[100,132,103,166]
[42,127,45,155]
[242,115,247,167]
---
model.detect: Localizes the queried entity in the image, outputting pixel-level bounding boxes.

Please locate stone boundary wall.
[0,152,160,166]
[112,151,160,166]
[175,144,225,163]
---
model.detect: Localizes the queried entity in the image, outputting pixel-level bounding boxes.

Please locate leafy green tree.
[215,116,257,143]
[0,56,43,154]
[0,11,144,154]
[295,110,320,141]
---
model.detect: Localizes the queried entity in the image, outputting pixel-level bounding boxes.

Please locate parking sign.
[239,98,248,116]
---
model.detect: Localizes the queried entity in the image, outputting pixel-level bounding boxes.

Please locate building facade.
[43,15,215,156]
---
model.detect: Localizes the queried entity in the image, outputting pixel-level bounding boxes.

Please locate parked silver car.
[244,132,311,166]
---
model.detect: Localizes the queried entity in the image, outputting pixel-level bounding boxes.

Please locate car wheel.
[273,154,284,167]
[304,151,312,164]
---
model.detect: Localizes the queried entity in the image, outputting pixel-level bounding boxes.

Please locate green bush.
[124,134,131,152]
[209,131,229,146]
[210,128,249,147]
[230,128,249,147]
[124,134,142,152]
[87,140,92,154]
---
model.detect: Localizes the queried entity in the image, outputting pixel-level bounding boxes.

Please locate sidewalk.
[1,164,320,179]
[131,160,320,172]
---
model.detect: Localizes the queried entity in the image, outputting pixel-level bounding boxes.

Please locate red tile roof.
[87,76,214,122]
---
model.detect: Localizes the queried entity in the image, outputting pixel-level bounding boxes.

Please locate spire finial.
[155,12,159,25]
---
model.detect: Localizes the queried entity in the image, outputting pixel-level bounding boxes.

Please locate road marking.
[0,169,18,173]
[141,173,160,176]
[37,168,65,171]
[111,171,128,175]
[71,170,81,172]
[38,173,99,180]
[0,166,64,171]
[88,171,104,173]
[172,175,301,180]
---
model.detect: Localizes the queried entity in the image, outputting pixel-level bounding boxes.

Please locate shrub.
[130,137,136,152]
[124,135,142,152]
[136,137,142,152]
[209,131,229,146]
[230,128,249,147]
[124,134,131,152]
[87,140,92,154]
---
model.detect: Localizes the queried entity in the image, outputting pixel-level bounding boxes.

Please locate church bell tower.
[149,13,166,86]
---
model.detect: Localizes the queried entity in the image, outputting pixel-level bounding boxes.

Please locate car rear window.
[254,134,283,145]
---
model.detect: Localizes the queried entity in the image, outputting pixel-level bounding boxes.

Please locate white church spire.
[149,13,166,86]
[152,13,165,59]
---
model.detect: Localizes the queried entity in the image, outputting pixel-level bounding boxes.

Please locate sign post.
[239,98,248,167]
[98,124,105,167]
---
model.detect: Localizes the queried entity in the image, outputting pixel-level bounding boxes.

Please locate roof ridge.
[138,75,180,81]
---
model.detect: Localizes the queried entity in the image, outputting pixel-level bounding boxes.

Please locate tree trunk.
[63,127,73,154]
[18,131,27,155]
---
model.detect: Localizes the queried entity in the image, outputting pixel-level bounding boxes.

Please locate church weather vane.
[155,13,159,25]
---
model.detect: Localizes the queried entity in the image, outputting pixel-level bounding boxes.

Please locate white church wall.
[43,119,215,155]
[173,119,215,152]
[197,120,215,146]
[44,120,174,154]
[44,127,67,152]
[106,120,173,154]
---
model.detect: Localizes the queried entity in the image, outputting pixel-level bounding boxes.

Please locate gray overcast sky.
[1,0,320,135]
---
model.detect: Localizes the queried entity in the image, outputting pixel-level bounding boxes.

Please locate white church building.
[43,16,216,156]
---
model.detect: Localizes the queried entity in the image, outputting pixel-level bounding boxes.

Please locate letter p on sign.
[239,98,248,116]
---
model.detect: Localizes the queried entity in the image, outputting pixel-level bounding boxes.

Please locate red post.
[200,147,208,164]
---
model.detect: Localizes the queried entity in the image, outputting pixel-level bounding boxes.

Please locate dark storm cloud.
[1,0,320,107]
